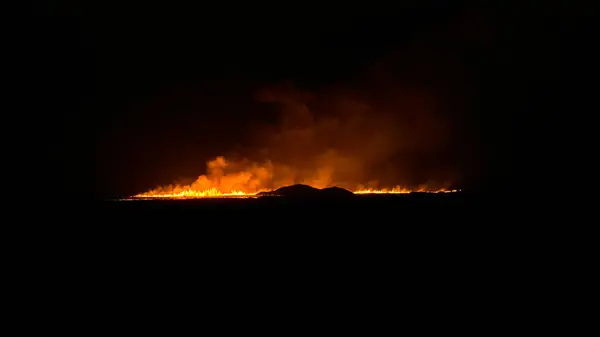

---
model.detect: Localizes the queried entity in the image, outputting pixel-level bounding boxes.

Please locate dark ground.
[30,192,506,258]
[9,191,572,334]
[104,192,465,221]
[94,192,505,249]
[106,192,467,217]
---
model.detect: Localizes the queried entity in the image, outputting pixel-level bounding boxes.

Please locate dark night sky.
[24,2,597,199]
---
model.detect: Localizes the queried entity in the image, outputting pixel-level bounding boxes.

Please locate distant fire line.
[132,187,458,199]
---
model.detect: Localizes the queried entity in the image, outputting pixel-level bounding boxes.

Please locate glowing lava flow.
[353,187,456,194]
[353,187,412,194]
[132,187,457,199]
[134,188,258,199]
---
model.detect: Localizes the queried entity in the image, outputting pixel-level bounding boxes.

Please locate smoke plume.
[139,11,486,195]
[142,79,460,196]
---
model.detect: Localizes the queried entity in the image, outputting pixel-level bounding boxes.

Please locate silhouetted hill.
[320,186,355,197]
[256,184,353,197]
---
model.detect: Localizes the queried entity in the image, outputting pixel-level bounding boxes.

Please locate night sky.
[26,2,595,200]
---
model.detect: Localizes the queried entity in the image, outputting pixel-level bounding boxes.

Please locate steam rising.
[141,81,459,196]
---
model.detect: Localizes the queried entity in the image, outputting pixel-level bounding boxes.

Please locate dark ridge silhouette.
[320,186,355,197]
[256,184,320,197]
[256,184,353,198]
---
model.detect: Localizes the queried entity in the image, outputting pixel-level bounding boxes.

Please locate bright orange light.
[134,188,259,199]
[131,156,458,199]
[133,186,457,199]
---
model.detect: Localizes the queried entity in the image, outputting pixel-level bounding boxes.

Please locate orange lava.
[353,187,456,194]
[134,188,259,199]
[133,186,457,199]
